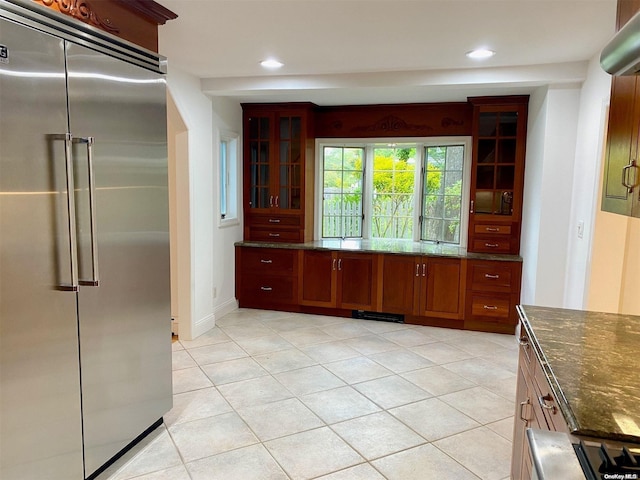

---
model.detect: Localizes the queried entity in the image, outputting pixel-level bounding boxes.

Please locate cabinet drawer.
[471,238,512,253]
[469,293,511,320]
[470,263,514,292]
[474,224,512,235]
[241,248,296,275]
[248,228,303,242]
[532,360,567,433]
[241,275,295,305]
[250,214,301,227]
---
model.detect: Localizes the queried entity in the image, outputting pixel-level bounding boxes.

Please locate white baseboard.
[213,297,239,321]
[192,313,216,339]
[191,298,239,339]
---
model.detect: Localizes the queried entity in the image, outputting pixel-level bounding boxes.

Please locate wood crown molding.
[110,0,178,25]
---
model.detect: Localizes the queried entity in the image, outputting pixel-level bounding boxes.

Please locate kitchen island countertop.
[518,305,640,444]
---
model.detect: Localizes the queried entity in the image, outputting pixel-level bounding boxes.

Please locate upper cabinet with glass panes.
[467,97,528,255]
[242,103,315,243]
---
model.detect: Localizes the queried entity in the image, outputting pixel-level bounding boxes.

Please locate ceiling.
[157,0,618,105]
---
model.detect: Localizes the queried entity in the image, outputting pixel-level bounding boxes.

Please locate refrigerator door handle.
[61,133,80,291]
[75,136,100,287]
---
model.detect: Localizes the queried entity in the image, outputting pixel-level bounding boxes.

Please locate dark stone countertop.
[518,305,640,444]
[235,239,522,262]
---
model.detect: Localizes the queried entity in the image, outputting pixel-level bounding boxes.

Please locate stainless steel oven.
[527,428,640,480]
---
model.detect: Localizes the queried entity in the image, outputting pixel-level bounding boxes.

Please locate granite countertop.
[236,239,522,262]
[518,305,640,444]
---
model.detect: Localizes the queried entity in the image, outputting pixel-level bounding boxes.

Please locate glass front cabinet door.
[243,104,313,243]
[468,97,528,255]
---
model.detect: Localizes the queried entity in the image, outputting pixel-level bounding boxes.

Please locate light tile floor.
[97,309,518,480]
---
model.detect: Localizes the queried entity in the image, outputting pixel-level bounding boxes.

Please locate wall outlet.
[577,221,584,239]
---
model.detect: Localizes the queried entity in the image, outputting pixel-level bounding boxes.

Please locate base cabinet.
[236,245,520,334]
[380,255,464,319]
[511,323,567,480]
[235,247,299,308]
[299,250,378,310]
[465,259,521,332]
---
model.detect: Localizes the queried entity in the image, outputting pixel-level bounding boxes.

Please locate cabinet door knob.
[538,394,556,413]
[519,399,530,423]
[622,159,639,193]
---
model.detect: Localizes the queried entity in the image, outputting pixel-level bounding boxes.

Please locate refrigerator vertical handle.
[63,133,80,292]
[75,136,100,287]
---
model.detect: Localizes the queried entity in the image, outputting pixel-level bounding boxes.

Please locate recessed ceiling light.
[260,59,284,69]
[466,48,496,60]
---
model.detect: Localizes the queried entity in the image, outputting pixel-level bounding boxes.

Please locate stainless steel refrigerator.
[0,2,172,479]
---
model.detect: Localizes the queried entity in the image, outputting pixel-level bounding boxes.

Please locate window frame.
[315,137,472,246]
[217,129,240,228]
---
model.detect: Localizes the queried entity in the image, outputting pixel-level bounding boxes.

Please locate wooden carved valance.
[34,0,119,33]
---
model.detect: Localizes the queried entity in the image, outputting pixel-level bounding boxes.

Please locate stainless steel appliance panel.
[65,43,172,476]
[0,17,84,480]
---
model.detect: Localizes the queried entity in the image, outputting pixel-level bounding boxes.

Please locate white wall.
[166,67,242,340]
[563,55,612,309]
[521,85,581,307]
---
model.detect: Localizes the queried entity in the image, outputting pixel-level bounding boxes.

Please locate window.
[218,130,239,226]
[317,138,471,245]
[422,145,465,243]
[321,146,364,238]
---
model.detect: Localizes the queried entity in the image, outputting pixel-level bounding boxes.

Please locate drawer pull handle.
[268,233,280,237]
[519,399,530,423]
[260,259,273,264]
[485,227,499,232]
[268,219,281,223]
[332,258,337,271]
[538,394,556,413]
[484,274,500,279]
[415,264,420,277]
[338,258,342,270]
[260,286,273,291]
[483,305,498,310]
[485,243,499,248]
[518,336,529,347]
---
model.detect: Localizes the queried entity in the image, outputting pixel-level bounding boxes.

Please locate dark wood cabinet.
[380,254,418,315]
[242,103,315,242]
[235,247,299,308]
[511,322,568,480]
[380,254,463,319]
[419,257,464,318]
[602,0,640,217]
[465,259,522,333]
[299,250,378,310]
[468,97,528,255]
